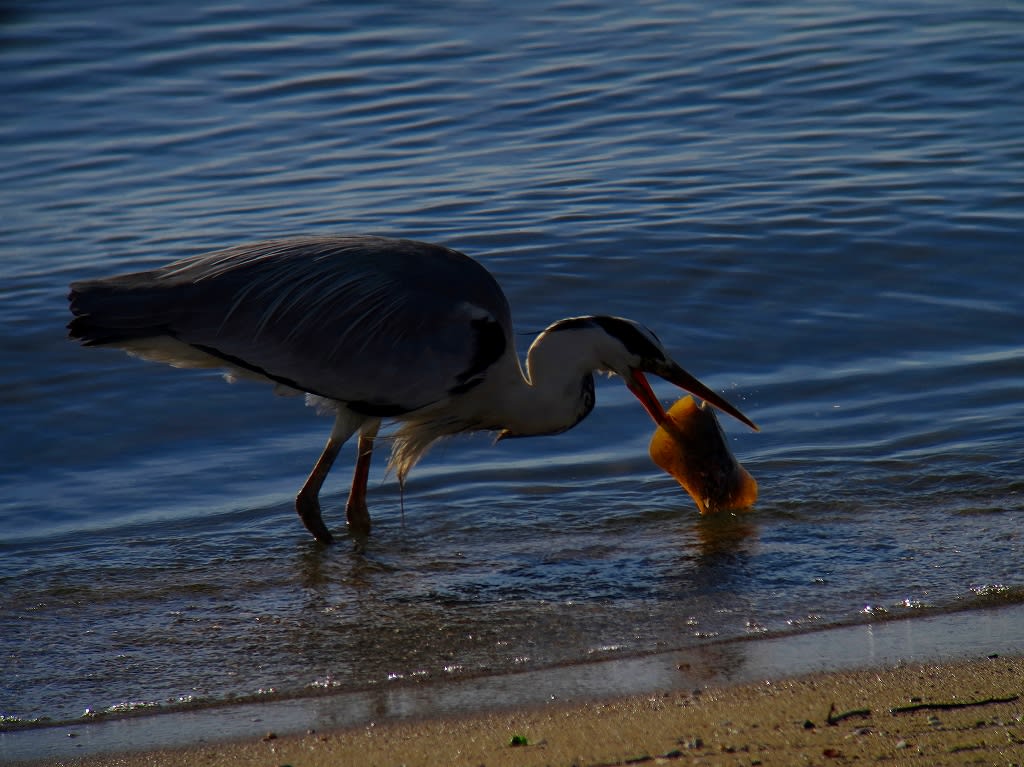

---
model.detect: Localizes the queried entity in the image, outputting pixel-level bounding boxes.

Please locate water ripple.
[2,0,1022,730]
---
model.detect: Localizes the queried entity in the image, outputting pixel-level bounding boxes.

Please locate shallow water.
[2,0,1023,739]
[5,605,1024,764]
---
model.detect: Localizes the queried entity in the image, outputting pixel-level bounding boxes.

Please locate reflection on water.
[693,513,759,560]
[2,0,1023,736]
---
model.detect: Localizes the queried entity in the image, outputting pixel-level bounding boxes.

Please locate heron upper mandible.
[68,235,758,546]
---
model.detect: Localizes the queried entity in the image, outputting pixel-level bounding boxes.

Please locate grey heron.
[68,235,758,545]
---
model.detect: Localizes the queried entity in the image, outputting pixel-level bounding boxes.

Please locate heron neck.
[485,331,599,437]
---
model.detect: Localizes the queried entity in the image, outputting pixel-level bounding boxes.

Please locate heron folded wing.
[69,235,513,413]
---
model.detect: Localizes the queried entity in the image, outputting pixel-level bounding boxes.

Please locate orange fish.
[649,396,757,514]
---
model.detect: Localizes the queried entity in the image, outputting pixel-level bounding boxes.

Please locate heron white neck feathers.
[385,319,648,482]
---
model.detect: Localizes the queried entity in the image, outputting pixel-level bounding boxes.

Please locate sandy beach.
[29,653,1022,767]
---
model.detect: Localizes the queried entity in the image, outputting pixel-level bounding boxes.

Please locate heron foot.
[296,490,334,545]
[345,498,372,541]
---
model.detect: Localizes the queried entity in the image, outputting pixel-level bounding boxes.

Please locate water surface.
[2,0,1022,745]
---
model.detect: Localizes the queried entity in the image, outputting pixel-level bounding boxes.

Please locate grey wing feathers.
[68,236,512,411]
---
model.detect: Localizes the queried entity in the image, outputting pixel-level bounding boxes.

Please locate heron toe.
[295,492,334,545]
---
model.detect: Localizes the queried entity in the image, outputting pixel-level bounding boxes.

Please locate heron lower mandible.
[68,235,758,546]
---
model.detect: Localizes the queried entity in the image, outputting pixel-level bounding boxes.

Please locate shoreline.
[34,655,1024,766]
[5,603,1024,765]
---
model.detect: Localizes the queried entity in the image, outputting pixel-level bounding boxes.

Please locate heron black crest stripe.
[590,316,665,361]
[547,316,665,362]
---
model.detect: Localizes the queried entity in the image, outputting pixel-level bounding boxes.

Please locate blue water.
[2,0,1023,740]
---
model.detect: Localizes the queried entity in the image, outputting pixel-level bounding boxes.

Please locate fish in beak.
[625,362,759,432]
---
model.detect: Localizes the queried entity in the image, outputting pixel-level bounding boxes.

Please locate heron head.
[581,315,759,432]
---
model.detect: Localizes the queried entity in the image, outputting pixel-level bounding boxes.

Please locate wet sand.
[33,654,1024,767]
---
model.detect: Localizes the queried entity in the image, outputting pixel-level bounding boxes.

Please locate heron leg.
[295,410,364,545]
[345,421,380,541]
[296,437,343,545]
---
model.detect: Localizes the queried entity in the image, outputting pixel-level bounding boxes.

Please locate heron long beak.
[626,365,759,432]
